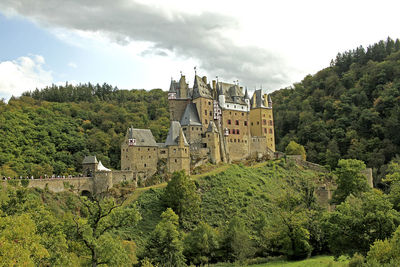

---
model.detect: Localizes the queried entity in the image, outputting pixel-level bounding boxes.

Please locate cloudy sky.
[1,0,400,100]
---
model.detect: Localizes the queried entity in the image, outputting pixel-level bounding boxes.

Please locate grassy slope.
[129,159,330,248]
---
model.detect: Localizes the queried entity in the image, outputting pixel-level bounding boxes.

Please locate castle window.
[138,148,140,151]
[264,128,267,133]
[174,149,176,153]
[263,114,266,117]
[234,139,236,142]
[208,101,211,105]
[192,127,194,130]
[154,148,156,151]
[183,127,186,130]
[237,129,240,134]
[251,122,253,126]
[263,119,266,125]
[269,115,271,118]
[208,134,210,137]
[209,111,212,116]
[234,105,236,108]
[227,105,230,108]
[205,119,208,124]
[269,129,273,134]
[196,128,199,130]
[269,120,273,126]
[185,149,187,152]
[144,164,147,167]
[228,119,231,125]
[149,156,151,158]
[160,150,166,154]
[235,120,239,125]
[257,122,259,125]
[245,140,247,143]
[148,148,150,151]
[241,106,244,109]
[242,113,244,116]
[230,139,232,142]
[141,156,143,159]
[244,121,247,126]
[175,159,177,163]
[205,110,207,115]
[235,112,237,115]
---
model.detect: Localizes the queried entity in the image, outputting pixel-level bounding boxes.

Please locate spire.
[244,87,250,100]
[178,128,185,147]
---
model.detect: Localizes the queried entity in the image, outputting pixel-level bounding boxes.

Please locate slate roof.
[217,82,246,104]
[206,121,219,133]
[192,75,213,99]
[165,121,189,146]
[180,103,202,126]
[127,127,157,147]
[82,156,98,164]
[250,89,267,108]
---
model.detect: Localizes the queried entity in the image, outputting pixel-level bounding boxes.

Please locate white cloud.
[0,55,53,100]
[68,62,77,68]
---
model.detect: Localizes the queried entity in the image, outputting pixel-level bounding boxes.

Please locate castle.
[118,72,276,180]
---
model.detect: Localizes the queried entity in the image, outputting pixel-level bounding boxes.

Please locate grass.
[212,255,349,267]
[252,255,349,267]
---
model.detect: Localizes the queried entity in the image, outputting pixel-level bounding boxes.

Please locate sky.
[1,0,400,100]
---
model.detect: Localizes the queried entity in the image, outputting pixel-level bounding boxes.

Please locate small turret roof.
[82,155,98,164]
[165,121,189,146]
[250,89,271,109]
[180,103,202,126]
[206,121,219,133]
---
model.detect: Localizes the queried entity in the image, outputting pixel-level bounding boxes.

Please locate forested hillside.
[272,37,400,183]
[0,85,169,177]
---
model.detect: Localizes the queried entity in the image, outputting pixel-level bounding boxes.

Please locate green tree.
[324,191,400,257]
[285,141,306,160]
[332,159,370,204]
[366,225,400,265]
[0,214,49,266]
[71,195,141,267]
[221,216,253,263]
[144,208,186,267]
[163,171,201,229]
[183,222,220,265]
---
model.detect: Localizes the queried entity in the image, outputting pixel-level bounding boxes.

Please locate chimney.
[212,80,216,90]
[202,76,207,84]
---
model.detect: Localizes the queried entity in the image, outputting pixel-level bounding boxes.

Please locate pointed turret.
[244,87,250,100]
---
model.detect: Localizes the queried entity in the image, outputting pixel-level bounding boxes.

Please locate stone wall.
[169,99,191,121]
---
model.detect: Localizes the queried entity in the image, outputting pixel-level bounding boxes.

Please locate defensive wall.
[1,170,137,195]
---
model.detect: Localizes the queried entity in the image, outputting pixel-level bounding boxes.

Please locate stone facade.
[168,72,276,164]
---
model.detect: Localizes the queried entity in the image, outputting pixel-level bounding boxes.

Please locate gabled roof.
[206,121,219,133]
[165,121,189,146]
[126,127,157,147]
[82,156,98,164]
[217,82,246,104]
[250,89,268,108]
[180,103,202,126]
[192,75,213,99]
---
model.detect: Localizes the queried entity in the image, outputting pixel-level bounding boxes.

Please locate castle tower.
[121,126,159,178]
[249,90,275,151]
[192,74,214,130]
[168,74,191,121]
[165,121,190,174]
[82,156,98,177]
[204,121,221,164]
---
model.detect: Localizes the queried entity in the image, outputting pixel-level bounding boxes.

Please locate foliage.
[221,216,254,263]
[0,86,169,176]
[323,190,400,257]
[272,37,400,180]
[285,141,306,160]
[183,222,220,265]
[70,195,141,266]
[332,159,370,204]
[143,208,186,267]
[0,214,49,266]
[163,171,201,229]
[366,225,400,265]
